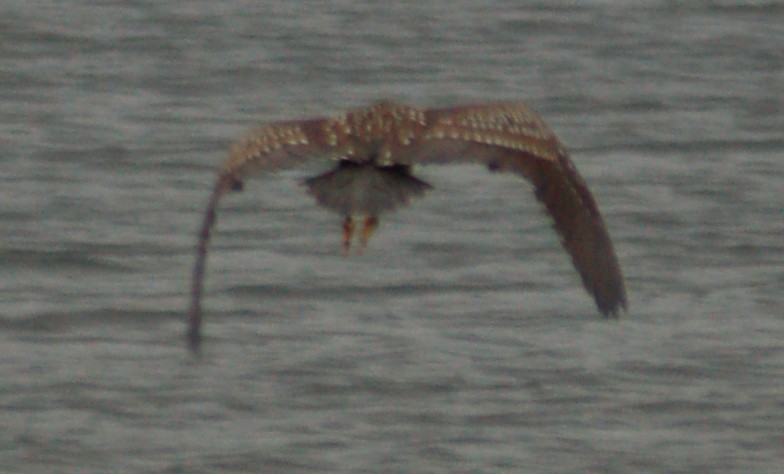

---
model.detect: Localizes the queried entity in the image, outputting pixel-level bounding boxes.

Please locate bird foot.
[341,216,378,256]
[357,216,378,254]
[342,217,355,257]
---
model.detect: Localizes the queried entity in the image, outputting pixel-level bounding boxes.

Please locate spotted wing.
[411,102,627,316]
[188,117,345,352]
[217,118,337,189]
[216,101,429,188]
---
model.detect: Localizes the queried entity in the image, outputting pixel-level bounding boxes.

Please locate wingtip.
[186,323,202,354]
[598,293,628,319]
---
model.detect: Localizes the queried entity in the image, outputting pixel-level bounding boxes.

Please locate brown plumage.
[187,100,627,351]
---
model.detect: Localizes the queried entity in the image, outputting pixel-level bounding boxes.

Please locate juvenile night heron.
[187,100,627,351]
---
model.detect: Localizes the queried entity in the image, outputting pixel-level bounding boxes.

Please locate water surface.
[1,1,782,472]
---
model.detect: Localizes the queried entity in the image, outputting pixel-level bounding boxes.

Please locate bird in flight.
[187,100,627,352]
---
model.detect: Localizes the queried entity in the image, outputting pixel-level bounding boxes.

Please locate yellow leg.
[358,216,379,254]
[342,217,354,257]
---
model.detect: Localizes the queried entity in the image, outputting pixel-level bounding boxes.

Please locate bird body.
[188,100,627,351]
[305,161,433,218]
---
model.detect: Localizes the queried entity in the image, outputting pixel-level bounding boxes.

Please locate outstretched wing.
[188,117,339,352]
[410,102,627,316]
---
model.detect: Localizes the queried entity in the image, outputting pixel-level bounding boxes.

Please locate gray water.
[2,1,783,472]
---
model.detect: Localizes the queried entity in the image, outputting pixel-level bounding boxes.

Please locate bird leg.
[357,216,379,254]
[341,216,379,255]
[342,216,355,256]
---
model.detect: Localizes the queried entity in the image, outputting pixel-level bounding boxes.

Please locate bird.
[187,100,627,352]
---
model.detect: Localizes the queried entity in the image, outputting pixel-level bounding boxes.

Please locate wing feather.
[415,103,627,315]
[218,118,335,188]
[188,117,339,352]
